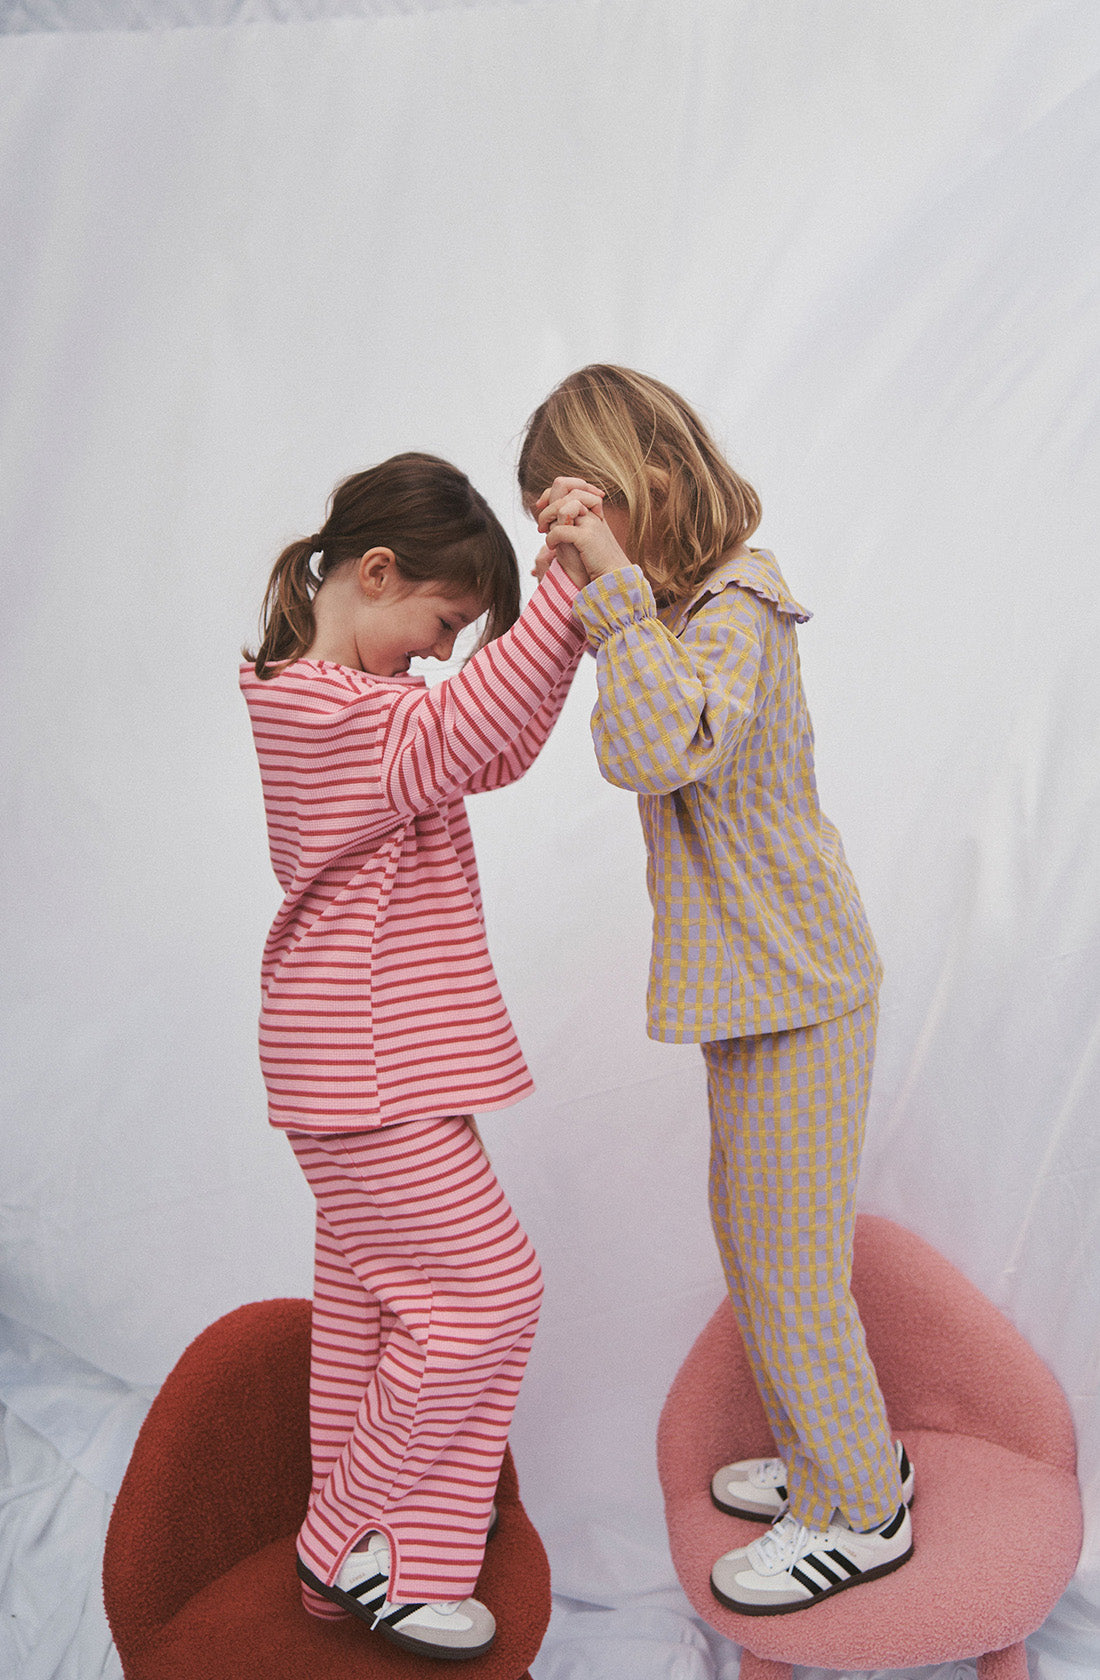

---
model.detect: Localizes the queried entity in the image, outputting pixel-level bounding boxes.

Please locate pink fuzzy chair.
[657,1215,1082,1680]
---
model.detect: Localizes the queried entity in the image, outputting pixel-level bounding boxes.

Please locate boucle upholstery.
[657,1215,1082,1680]
[103,1297,550,1679]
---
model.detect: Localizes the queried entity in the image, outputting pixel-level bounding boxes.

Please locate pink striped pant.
[287,1117,543,1610]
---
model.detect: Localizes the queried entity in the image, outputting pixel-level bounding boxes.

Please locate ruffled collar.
[670,548,811,631]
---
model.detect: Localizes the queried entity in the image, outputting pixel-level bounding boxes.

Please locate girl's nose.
[434,631,457,661]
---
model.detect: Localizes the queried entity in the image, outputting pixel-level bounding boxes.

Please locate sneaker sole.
[296,1556,496,1659]
[710,1486,786,1522]
[710,1540,914,1616]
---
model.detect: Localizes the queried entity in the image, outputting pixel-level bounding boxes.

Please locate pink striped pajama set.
[240,560,586,1609]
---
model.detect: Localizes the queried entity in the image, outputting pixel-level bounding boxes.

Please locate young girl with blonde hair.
[241,451,588,1658]
[519,366,914,1616]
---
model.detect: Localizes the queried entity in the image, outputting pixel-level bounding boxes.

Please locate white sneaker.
[711,1439,914,1521]
[297,1532,496,1658]
[710,1503,913,1615]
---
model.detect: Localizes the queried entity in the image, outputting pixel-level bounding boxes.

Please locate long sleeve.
[463,640,585,793]
[377,560,585,818]
[572,566,764,795]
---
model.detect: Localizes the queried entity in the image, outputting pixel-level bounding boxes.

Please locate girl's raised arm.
[462,653,581,794]
[572,568,764,795]
[379,561,585,816]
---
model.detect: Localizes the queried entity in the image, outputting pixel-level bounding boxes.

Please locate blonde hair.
[247,453,520,680]
[518,364,761,610]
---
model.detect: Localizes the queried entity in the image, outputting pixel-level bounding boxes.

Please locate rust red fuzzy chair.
[658,1214,1082,1680]
[103,1298,551,1679]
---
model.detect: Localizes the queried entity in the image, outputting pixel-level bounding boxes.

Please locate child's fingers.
[543,509,601,546]
[537,491,604,531]
[535,478,605,512]
[538,489,598,519]
[535,479,597,509]
[546,502,595,528]
[543,504,597,534]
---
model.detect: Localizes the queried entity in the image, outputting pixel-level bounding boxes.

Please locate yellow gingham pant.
[704,999,901,1530]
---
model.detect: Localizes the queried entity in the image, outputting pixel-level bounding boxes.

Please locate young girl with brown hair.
[241,452,588,1658]
[518,367,914,1617]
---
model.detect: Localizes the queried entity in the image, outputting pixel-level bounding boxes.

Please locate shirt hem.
[265,1079,535,1134]
[646,980,881,1044]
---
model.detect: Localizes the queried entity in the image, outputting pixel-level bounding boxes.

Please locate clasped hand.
[530,477,634,589]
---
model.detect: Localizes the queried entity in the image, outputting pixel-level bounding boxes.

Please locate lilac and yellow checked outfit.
[573,550,901,1531]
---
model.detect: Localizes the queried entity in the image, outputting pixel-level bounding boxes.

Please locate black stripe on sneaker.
[879,1505,907,1540]
[898,1444,911,1481]
[808,1554,848,1586]
[776,1484,787,1500]
[789,1564,828,1596]
[354,1590,388,1615]
[346,1571,388,1602]
[296,1555,388,1629]
[376,1601,427,1629]
[823,1547,860,1577]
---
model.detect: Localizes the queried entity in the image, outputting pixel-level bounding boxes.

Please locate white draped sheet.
[1,2,1097,1675]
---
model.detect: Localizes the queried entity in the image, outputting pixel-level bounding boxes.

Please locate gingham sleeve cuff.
[572,565,656,646]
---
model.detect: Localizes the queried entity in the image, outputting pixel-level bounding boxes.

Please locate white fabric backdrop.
[1,2,1098,1676]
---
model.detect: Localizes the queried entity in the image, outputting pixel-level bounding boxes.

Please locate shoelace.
[749,1512,829,1571]
[752,1457,786,1486]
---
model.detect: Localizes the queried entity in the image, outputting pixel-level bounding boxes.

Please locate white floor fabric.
[2,2,1098,1676]
[0,1316,154,1680]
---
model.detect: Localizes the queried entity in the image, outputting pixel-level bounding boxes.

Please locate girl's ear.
[358,548,397,594]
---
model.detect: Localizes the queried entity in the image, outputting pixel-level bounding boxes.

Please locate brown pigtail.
[249,538,322,680]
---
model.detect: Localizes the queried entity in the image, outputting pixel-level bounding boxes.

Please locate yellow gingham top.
[573,549,883,1042]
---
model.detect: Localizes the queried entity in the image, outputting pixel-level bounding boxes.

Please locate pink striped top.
[240,560,585,1133]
